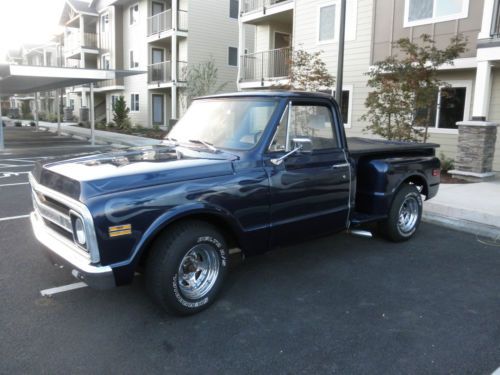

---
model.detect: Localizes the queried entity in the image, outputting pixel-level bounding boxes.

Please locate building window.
[111,95,119,110]
[404,0,469,27]
[131,94,139,112]
[69,99,75,109]
[228,47,238,66]
[415,82,471,131]
[229,0,238,19]
[129,50,139,68]
[129,4,139,25]
[101,54,110,70]
[319,4,336,42]
[319,88,352,126]
[101,13,109,33]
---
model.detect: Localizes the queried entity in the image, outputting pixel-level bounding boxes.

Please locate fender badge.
[109,224,132,237]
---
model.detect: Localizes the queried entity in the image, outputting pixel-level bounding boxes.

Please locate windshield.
[167,98,279,151]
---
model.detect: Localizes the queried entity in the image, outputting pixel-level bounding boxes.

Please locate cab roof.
[198,91,334,100]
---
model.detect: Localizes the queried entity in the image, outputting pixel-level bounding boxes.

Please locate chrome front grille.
[32,190,72,233]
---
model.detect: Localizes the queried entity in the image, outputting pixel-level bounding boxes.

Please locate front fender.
[109,203,244,285]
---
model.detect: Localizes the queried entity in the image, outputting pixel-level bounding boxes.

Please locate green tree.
[286,49,335,92]
[21,100,32,120]
[361,34,466,142]
[112,96,131,129]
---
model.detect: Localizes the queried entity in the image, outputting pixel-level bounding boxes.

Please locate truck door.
[265,100,351,247]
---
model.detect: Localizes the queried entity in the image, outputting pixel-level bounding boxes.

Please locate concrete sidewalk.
[423,179,500,240]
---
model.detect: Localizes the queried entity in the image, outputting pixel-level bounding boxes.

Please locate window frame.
[228,46,238,67]
[101,53,111,70]
[111,95,120,111]
[129,50,139,68]
[100,12,109,33]
[403,0,469,28]
[317,2,338,44]
[319,85,353,128]
[130,93,140,112]
[129,3,139,26]
[229,0,239,19]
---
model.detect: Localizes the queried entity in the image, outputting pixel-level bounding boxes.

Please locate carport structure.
[0,64,143,150]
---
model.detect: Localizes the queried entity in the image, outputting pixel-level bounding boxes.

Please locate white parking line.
[40,282,88,297]
[0,172,30,178]
[0,214,30,222]
[0,182,29,187]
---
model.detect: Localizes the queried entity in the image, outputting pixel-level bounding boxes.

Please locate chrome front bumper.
[30,211,116,289]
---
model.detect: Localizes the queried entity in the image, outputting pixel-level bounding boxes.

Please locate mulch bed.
[440,172,474,184]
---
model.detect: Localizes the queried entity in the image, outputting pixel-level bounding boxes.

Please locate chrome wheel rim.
[398,195,419,234]
[177,244,220,300]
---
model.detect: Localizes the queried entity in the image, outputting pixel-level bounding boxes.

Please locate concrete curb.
[40,124,161,147]
[423,211,500,240]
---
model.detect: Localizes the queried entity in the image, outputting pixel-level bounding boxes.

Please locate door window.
[270,104,338,152]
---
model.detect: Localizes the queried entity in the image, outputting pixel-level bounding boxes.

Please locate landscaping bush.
[440,152,454,173]
[14,121,22,127]
[78,122,85,127]
[107,122,115,128]
[30,121,36,127]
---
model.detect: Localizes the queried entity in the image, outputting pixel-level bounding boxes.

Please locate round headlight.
[74,217,86,245]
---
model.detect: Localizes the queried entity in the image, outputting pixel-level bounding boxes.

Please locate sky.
[0,0,69,61]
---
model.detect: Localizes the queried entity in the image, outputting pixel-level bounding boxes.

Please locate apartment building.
[56,0,246,127]
[238,0,374,132]
[373,0,500,171]
[238,0,500,171]
[6,43,63,118]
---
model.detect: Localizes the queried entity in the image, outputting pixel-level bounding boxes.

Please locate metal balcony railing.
[241,0,292,15]
[95,78,124,89]
[240,47,291,82]
[147,9,188,36]
[64,32,98,54]
[148,61,172,83]
[491,0,500,37]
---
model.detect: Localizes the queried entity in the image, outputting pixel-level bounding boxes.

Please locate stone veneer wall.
[455,122,498,174]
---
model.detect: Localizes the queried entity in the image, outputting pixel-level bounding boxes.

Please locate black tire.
[379,184,423,242]
[146,220,229,315]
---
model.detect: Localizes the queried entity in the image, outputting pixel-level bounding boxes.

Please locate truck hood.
[32,145,236,201]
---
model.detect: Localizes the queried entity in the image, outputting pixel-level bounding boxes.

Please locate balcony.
[148,61,188,88]
[64,32,98,59]
[94,78,125,92]
[239,47,291,86]
[241,0,293,23]
[147,9,188,40]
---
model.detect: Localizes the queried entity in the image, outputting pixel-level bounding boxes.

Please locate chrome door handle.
[332,163,350,169]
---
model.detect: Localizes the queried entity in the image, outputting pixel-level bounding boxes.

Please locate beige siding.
[487,68,500,171]
[188,0,240,94]
[294,0,373,136]
[121,0,149,126]
[372,0,483,64]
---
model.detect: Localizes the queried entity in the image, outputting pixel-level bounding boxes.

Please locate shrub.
[30,121,36,127]
[78,122,85,127]
[112,96,131,129]
[14,121,22,127]
[440,152,454,173]
[107,122,115,128]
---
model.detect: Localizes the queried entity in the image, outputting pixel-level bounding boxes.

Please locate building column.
[472,61,492,121]
[237,13,245,90]
[479,0,495,40]
[170,1,178,121]
[90,83,95,146]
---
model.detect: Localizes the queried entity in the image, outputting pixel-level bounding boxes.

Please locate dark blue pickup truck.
[30,91,440,315]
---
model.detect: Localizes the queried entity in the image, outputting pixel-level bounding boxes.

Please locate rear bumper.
[30,211,116,289]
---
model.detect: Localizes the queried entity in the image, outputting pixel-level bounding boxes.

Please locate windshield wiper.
[187,139,218,153]
[162,137,178,146]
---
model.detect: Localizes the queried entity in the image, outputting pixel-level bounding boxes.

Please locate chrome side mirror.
[271,138,313,165]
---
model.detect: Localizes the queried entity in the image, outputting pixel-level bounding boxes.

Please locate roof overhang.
[0,64,144,95]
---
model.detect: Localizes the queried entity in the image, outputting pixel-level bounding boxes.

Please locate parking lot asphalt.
[1,128,500,374]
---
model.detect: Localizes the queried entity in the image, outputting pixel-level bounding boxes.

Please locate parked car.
[29,91,440,315]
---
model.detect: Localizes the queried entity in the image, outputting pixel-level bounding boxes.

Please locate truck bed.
[347,137,439,157]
